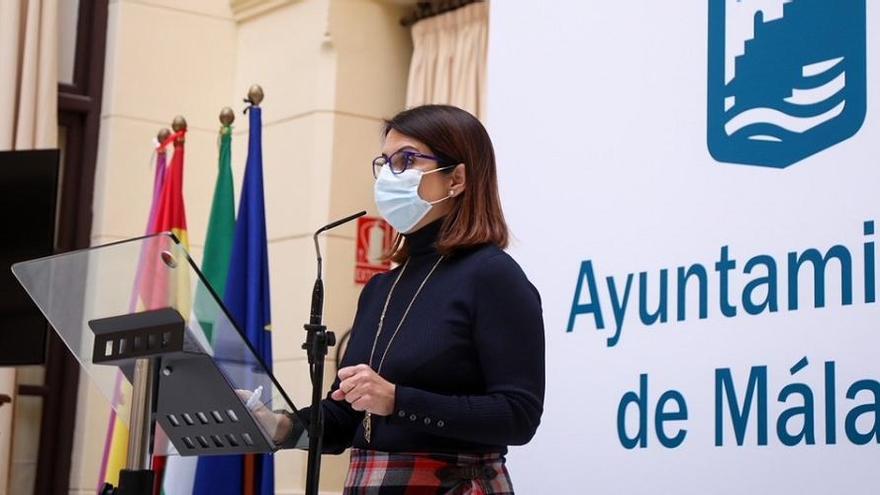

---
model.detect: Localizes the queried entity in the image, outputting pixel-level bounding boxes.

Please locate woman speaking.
[280,104,544,494]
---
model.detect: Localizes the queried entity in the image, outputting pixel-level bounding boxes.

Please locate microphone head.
[316,211,367,236]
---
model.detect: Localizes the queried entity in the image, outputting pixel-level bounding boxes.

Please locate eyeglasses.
[372,149,447,179]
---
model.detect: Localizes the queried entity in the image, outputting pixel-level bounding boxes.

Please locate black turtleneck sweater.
[316,219,545,454]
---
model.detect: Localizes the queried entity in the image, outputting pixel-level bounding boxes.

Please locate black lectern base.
[100,469,154,495]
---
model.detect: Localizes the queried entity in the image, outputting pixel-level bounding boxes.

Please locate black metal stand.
[92,310,175,495]
[100,470,154,495]
[302,211,365,495]
[302,319,334,495]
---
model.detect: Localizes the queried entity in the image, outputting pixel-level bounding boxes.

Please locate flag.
[145,128,192,491]
[193,104,273,495]
[161,122,236,495]
[151,130,189,245]
[196,122,236,339]
[98,129,190,490]
[97,139,168,489]
[146,140,169,232]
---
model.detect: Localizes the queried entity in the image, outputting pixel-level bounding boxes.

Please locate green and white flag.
[161,121,235,495]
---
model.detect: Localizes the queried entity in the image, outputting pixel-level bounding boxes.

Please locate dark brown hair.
[383,104,508,262]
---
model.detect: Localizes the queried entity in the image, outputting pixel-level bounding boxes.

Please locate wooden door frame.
[21,2,109,494]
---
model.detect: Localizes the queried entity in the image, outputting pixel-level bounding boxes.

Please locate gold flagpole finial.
[172,115,187,132]
[157,127,171,143]
[247,84,264,106]
[171,116,187,143]
[219,107,235,126]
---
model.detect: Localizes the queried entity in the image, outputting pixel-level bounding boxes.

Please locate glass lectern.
[12,233,306,494]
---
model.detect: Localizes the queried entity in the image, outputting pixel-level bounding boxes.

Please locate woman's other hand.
[331,364,396,416]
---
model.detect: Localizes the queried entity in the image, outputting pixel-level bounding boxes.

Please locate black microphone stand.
[303,211,366,495]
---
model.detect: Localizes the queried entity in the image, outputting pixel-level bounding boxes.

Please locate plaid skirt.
[343,448,515,495]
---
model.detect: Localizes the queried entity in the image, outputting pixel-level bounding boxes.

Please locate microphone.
[310,210,366,325]
[303,210,366,495]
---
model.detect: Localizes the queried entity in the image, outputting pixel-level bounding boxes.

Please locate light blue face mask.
[373,164,455,233]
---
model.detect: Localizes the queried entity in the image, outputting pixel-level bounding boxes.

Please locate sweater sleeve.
[317,369,363,454]
[389,252,545,446]
[285,276,378,453]
[280,374,361,454]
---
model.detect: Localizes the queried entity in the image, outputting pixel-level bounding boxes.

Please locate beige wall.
[71,0,412,493]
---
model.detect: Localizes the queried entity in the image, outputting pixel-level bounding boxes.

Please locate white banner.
[488,1,880,493]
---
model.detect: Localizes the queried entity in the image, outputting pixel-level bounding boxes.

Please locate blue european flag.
[193,105,274,494]
[707,0,866,168]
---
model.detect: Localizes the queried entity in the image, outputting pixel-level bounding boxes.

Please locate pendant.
[363,412,372,443]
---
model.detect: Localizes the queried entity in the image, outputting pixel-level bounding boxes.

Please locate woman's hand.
[330,364,396,416]
[234,389,293,445]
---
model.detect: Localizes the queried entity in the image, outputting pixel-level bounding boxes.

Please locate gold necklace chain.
[363,254,444,443]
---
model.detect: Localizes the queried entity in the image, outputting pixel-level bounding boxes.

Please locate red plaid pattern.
[343,448,515,494]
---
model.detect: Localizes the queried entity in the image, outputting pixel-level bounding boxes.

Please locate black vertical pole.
[303,211,363,495]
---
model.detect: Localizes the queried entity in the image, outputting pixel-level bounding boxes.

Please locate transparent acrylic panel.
[11,233,306,455]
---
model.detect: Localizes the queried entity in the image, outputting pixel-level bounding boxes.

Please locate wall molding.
[230,0,297,22]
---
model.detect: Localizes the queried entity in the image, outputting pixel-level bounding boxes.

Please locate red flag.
[99,128,190,490]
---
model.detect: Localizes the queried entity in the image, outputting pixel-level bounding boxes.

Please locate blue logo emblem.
[708,0,866,168]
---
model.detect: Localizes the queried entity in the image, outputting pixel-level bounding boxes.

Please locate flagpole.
[242,88,263,495]
[247,74,325,494]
